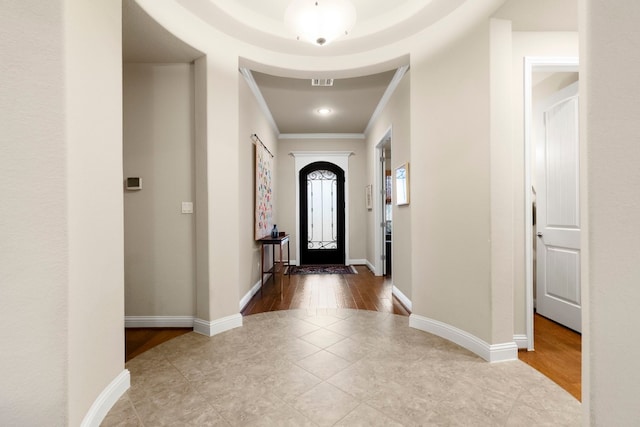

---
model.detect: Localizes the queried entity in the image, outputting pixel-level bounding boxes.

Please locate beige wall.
[123,63,196,317]
[194,57,210,321]
[66,1,125,422]
[276,138,367,264]
[238,75,278,301]
[489,18,515,344]
[1,1,68,423]
[200,53,242,321]
[583,0,640,422]
[365,71,412,299]
[1,0,125,424]
[410,21,493,342]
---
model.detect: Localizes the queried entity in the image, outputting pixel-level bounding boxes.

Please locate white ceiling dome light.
[284,0,357,46]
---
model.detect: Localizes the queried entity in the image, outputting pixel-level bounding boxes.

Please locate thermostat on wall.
[126,177,142,190]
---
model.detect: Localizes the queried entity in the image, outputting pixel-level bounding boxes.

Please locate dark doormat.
[286,265,357,275]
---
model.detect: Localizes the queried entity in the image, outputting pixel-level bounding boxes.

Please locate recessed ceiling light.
[317,107,332,116]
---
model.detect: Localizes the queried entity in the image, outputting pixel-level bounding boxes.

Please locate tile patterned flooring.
[103,309,581,426]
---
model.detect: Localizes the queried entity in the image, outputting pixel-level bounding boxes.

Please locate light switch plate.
[181,202,193,214]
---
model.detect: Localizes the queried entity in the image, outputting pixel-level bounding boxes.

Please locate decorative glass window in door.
[307,170,338,249]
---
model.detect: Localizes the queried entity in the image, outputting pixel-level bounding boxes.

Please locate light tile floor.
[102,309,581,426]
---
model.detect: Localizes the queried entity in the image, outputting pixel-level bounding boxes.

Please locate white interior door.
[536,81,581,333]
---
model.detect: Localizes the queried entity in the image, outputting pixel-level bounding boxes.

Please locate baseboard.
[80,369,130,427]
[124,316,195,328]
[125,312,244,337]
[488,341,519,362]
[392,286,412,312]
[240,279,263,311]
[365,260,377,275]
[348,259,367,265]
[513,334,529,349]
[194,313,243,337]
[409,315,518,363]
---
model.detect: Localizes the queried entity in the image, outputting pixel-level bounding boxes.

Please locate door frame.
[374,127,392,276]
[292,151,353,266]
[524,57,579,350]
[299,161,346,264]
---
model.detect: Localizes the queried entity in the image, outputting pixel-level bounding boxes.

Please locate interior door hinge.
[381,254,386,260]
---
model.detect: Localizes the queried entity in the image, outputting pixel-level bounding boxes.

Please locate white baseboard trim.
[240,279,263,311]
[392,286,412,312]
[409,315,518,363]
[488,342,520,362]
[513,334,529,349]
[290,259,298,266]
[194,313,243,337]
[348,259,367,265]
[80,369,130,427]
[124,316,195,328]
[365,260,377,275]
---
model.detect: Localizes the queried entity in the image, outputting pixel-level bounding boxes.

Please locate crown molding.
[364,64,410,135]
[239,67,280,135]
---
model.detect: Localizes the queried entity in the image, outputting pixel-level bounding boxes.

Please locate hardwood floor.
[518,313,582,401]
[241,265,409,316]
[125,266,581,402]
[125,327,191,362]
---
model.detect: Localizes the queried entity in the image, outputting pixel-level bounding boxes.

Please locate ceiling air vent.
[311,78,334,87]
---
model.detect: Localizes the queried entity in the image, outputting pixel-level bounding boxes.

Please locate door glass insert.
[307,170,337,250]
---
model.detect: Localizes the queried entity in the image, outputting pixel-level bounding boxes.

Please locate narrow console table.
[258,234,290,295]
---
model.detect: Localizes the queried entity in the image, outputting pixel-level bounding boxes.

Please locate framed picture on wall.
[395,162,410,206]
[365,184,373,210]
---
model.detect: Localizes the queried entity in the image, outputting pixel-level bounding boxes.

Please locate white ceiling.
[122,0,578,135]
[122,0,404,135]
[251,69,397,134]
[222,0,414,24]
[174,0,465,56]
[492,0,577,31]
[123,0,202,63]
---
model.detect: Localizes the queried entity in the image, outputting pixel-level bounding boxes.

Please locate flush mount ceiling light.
[285,0,357,46]
[317,107,333,115]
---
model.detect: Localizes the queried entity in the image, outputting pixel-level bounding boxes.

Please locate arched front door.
[299,161,345,265]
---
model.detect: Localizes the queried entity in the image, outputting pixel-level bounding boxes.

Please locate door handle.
[537,232,543,237]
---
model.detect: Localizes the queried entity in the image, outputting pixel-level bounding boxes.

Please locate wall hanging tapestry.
[254,135,274,240]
